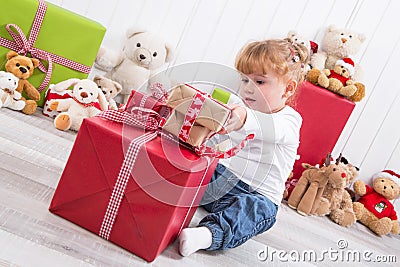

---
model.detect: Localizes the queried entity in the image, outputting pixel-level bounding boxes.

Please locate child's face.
[239,71,293,113]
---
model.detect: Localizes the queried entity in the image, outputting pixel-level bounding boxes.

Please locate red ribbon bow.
[0,0,91,92]
[99,107,164,132]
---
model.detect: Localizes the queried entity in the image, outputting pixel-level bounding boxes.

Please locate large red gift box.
[287,81,355,195]
[49,117,217,262]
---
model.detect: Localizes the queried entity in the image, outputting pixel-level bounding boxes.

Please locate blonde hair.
[235,38,310,84]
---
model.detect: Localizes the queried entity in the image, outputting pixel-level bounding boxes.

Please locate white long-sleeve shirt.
[217,102,302,205]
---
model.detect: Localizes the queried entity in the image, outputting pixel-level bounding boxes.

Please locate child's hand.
[219,104,247,134]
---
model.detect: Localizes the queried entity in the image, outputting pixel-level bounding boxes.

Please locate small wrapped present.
[0,0,106,106]
[49,114,218,262]
[164,84,231,147]
[163,109,212,147]
[211,87,231,104]
[124,83,171,118]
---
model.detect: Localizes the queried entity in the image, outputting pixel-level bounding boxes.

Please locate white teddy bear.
[0,71,25,111]
[310,25,366,81]
[95,28,173,103]
[286,30,319,72]
[287,30,312,51]
[48,78,108,131]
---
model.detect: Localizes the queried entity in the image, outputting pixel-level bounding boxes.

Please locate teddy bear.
[286,31,318,72]
[287,30,318,56]
[310,25,366,81]
[312,155,359,227]
[93,75,122,110]
[95,28,173,104]
[5,51,40,115]
[306,57,366,102]
[0,71,25,111]
[48,78,108,131]
[353,170,400,236]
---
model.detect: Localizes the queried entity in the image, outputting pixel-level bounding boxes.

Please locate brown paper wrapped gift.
[163,84,231,146]
[163,109,212,147]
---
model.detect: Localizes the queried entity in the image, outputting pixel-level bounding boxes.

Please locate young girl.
[179,39,310,256]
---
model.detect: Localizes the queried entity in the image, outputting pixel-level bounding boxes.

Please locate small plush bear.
[318,58,358,96]
[307,57,366,102]
[93,75,122,110]
[310,25,366,81]
[49,78,108,131]
[353,170,400,236]
[0,71,25,111]
[287,30,318,56]
[5,51,40,115]
[95,28,173,103]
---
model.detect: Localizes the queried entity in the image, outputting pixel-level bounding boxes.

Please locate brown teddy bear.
[5,51,40,115]
[312,155,359,227]
[353,170,400,236]
[306,58,365,102]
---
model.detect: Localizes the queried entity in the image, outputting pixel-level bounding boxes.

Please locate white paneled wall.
[47,0,399,207]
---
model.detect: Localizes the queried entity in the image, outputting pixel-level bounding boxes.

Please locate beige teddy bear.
[95,28,173,103]
[93,75,122,110]
[286,30,319,72]
[310,25,366,81]
[49,78,108,131]
[287,30,319,56]
[353,170,400,236]
[0,71,25,111]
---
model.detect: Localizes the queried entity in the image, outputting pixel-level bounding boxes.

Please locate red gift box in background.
[49,117,217,262]
[286,81,355,198]
[124,89,171,118]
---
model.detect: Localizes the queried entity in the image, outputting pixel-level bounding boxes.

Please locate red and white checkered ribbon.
[97,108,164,240]
[99,131,158,240]
[0,0,91,92]
[99,107,163,130]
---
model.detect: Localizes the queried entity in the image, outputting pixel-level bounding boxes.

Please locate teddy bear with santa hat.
[353,170,400,236]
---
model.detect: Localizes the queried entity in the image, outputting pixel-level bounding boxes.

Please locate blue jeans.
[199,163,278,251]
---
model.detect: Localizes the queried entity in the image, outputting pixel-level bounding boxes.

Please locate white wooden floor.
[0,108,399,267]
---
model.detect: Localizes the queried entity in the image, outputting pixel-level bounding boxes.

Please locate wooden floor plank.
[0,108,399,266]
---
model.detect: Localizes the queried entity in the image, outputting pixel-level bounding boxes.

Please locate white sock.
[179,226,213,256]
